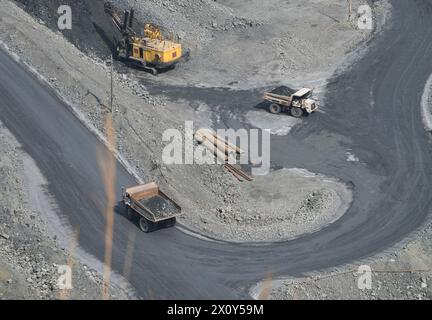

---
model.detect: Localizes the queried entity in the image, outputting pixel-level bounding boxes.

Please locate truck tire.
[126,207,135,221]
[165,217,176,228]
[269,103,282,114]
[290,107,303,118]
[139,217,156,233]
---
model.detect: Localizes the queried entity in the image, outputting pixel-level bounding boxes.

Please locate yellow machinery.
[104,2,183,75]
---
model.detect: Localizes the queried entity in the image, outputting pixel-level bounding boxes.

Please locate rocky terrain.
[268,221,432,300]
[182,168,352,242]
[0,0,359,244]
[261,53,432,301]
[0,123,131,300]
[115,0,375,88]
[0,0,411,300]
[13,0,375,88]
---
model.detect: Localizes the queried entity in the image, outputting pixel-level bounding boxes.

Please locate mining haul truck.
[263,87,318,118]
[122,183,182,233]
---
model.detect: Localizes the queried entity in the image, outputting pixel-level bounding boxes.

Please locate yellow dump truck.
[122,183,182,233]
[263,88,318,118]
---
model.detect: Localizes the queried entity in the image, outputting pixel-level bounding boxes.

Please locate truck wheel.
[269,104,282,114]
[291,107,303,118]
[126,207,135,221]
[166,218,176,228]
[139,217,155,233]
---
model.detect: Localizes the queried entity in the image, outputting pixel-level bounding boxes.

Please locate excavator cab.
[144,24,164,41]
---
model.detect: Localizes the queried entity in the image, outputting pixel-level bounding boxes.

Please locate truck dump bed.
[263,92,293,106]
[124,183,181,222]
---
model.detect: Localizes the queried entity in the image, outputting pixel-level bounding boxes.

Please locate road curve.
[0,0,432,299]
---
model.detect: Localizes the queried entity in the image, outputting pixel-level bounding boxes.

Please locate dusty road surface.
[0,123,131,299]
[1,0,432,299]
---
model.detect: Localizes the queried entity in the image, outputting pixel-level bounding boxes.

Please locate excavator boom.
[104,2,136,36]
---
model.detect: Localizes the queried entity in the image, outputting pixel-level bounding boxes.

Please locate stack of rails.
[194,129,253,182]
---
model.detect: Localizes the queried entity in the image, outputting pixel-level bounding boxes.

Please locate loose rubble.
[180,168,352,242]
[0,0,354,244]
[268,222,432,300]
[15,0,374,88]
[0,0,399,299]
[0,123,131,300]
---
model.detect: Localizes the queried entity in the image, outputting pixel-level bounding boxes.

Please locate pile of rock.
[114,0,262,47]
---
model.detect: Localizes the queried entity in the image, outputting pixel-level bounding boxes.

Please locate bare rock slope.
[269,222,432,300]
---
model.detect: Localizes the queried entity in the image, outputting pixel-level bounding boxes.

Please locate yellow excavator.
[104,1,183,75]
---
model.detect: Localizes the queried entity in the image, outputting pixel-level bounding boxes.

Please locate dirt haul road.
[0,0,432,299]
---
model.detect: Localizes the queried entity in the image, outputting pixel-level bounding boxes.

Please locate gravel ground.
[0,122,131,300]
[265,221,432,300]
[0,0,355,245]
[3,0,425,300]
[13,0,375,88]
[113,0,374,88]
[181,168,352,242]
[258,38,432,301]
